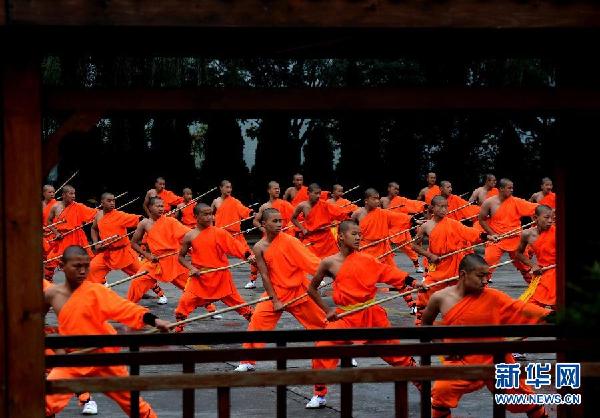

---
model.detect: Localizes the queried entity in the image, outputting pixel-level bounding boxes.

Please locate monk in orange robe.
[305,220,420,408]
[143,176,183,216]
[292,183,351,258]
[417,172,442,205]
[479,178,538,281]
[212,180,258,281]
[381,181,426,273]
[327,184,359,212]
[174,203,254,330]
[127,196,190,304]
[42,184,59,257]
[516,205,556,308]
[530,177,556,209]
[45,185,98,281]
[439,180,479,222]
[176,187,197,228]
[87,192,141,285]
[469,173,499,205]
[412,195,487,325]
[422,254,549,418]
[234,208,325,372]
[44,245,171,418]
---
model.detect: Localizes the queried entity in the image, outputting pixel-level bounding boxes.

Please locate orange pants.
[46,365,156,418]
[88,256,141,284]
[175,288,253,330]
[313,305,417,396]
[432,358,546,418]
[484,244,531,282]
[127,272,187,303]
[242,297,325,365]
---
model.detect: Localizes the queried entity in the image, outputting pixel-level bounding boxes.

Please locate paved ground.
[47,246,557,417]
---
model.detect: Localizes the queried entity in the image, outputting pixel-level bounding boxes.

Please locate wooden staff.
[279,281,332,309]
[336,259,515,319]
[86,230,136,251]
[458,192,470,199]
[44,219,66,230]
[233,225,259,237]
[146,296,273,333]
[359,224,417,251]
[221,215,254,230]
[55,170,79,195]
[165,187,218,216]
[446,200,473,216]
[106,270,149,288]
[376,236,419,260]
[248,202,259,208]
[280,198,362,234]
[93,191,129,210]
[188,259,250,276]
[342,185,360,195]
[435,220,536,262]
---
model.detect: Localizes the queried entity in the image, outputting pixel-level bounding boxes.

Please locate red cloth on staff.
[301,200,350,258]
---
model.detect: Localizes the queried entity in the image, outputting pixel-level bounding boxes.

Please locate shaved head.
[268,181,279,189]
[388,182,399,188]
[332,184,343,192]
[431,195,447,207]
[498,178,512,189]
[183,187,192,194]
[43,184,55,192]
[101,192,114,200]
[193,202,211,216]
[308,183,321,193]
[148,196,163,207]
[485,173,495,181]
[440,180,451,188]
[535,204,553,216]
[459,253,488,273]
[62,185,75,194]
[338,219,359,235]
[156,177,165,183]
[364,188,379,199]
[62,245,88,262]
[220,179,231,187]
[261,207,280,223]
[541,177,552,184]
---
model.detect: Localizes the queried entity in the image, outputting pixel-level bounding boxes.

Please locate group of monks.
[41,172,556,417]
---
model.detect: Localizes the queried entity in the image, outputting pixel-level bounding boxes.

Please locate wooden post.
[0,50,44,418]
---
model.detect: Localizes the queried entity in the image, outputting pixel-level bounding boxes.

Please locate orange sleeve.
[515,197,538,217]
[494,289,550,324]
[219,229,249,259]
[121,211,141,228]
[386,211,411,231]
[326,201,352,221]
[455,221,483,244]
[237,200,252,218]
[79,203,98,222]
[99,286,149,329]
[170,218,191,242]
[286,236,320,275]
[375,259,410,289]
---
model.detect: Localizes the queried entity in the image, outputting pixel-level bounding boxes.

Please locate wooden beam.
[0,50,44,418]
[8,0,600,28]
[44,87,600,114]
[42,111,104,175]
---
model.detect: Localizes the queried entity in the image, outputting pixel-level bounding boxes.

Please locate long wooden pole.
[376,236,419,259]
[165,187,217,217]
[106,270,149,288]
[359,224,417,251]
[55,170,79,195]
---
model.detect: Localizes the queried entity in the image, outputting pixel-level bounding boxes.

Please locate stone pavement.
[47,248,557,417]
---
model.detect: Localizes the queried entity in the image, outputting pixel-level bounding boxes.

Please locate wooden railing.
[46,325,596,418]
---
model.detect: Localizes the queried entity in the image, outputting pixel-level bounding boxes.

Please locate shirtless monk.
[422,254,549,418]
[381,181,426,273]
[479,178,538,282]
[88,192,142,285]
[440,181,479,222]
[327,184,359,212]
[283,173,309,206]
[234,208,325,372]
[176,188,197,228]
[469,173,499,206]
[247,181,295,289]
[529,177,556,209]
[412,195,489,325]
[212,180,258,286]
[127,197,190,304]
[516,205,556,308]
[417,172,442,205]
[174,203,255,331]
[42,185,58,258]
[305,220,421,409]
[45,185,97,281]
[291,183,351,258]
[44,245,171,418]
[143,176,183,216]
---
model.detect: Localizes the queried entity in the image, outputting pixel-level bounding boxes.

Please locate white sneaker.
[234,363,255,372]
[351,358,358,367]
[410,306,418,315]
[157,296,168,305]
[244,280,257,289]
[81,400,98,415]
[415,266,425,273]
[306,395,327,409]
[211,314,223,319]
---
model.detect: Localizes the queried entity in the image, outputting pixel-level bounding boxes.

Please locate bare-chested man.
[42,185,58,257]
[529,177,556,209]
[417,172,441,205]
[468,174,499,205]
[143,177,183,217]
[283,173,308,206]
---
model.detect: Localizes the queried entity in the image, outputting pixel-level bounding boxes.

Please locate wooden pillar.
[0,49,44,418]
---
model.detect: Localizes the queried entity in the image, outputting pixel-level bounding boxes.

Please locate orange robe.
[157,188,183,212]
[215,196,252,245]
[485,187,499,199]
[302,200,349,258]
[175,226,252,327]
[431,287,549,417]
[127,216,190,302]
[387,196,424,262]
[446,194,479,222]
[313,252,417,396]
[527,225,556,307]
[45,203,98,278]
[291,186,309,207]
[332,197,359,212]
[271,198,295,235]
[484,197,538,279]
[539,192,556,209]
[88,210,141,284]
[45,281,156,417]
[424,185,442,205]
[180,202,197,228]
[43,198,59,256]
[242,233,324,364]
[359,208,411,266]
